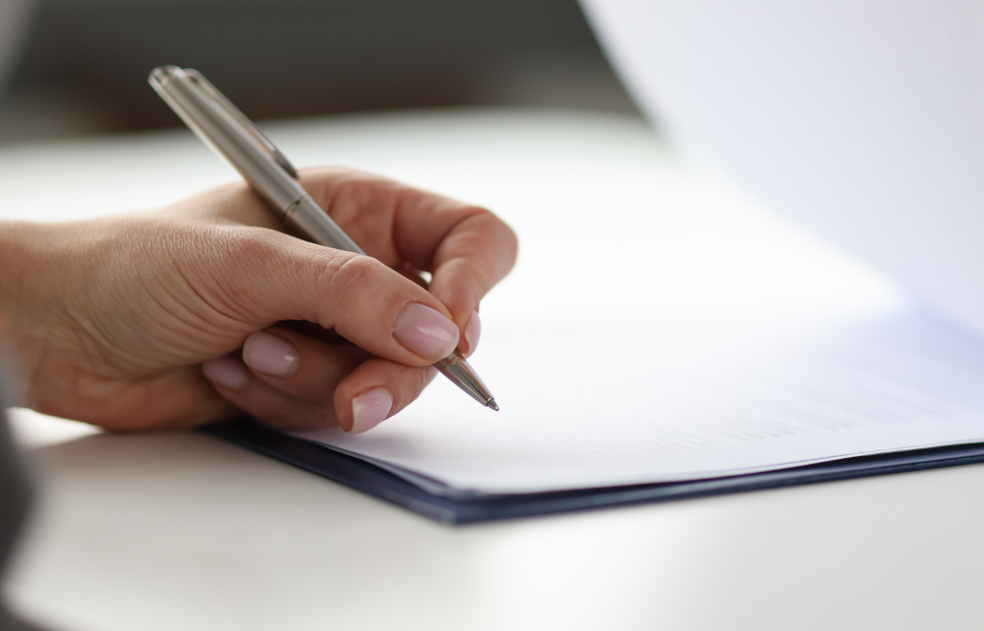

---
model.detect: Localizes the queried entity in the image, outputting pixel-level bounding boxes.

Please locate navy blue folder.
[204,419,984,525]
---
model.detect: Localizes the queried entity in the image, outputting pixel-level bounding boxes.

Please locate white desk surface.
[2,109,983,631]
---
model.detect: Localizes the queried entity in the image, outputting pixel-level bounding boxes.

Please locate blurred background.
[0,0,640,145]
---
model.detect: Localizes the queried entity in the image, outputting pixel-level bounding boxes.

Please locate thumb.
[206,227,460,366]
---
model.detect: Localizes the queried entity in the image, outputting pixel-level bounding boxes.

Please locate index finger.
[299,168,519,351]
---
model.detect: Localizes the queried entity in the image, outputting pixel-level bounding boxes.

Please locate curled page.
[582,0,984,338]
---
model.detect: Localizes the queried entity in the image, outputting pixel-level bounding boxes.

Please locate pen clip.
[182,69,300,179]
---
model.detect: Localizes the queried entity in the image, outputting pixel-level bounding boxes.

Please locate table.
[3,109,983,631]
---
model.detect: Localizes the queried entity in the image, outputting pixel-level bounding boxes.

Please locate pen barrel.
[150,67,307,212]
[284,196,366,255]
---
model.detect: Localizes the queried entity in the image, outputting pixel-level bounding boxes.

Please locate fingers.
[297,168,518,355]
[204,353,340,430]
[426,210,516,355]
[335,358,439,433]
[202,327,436,432]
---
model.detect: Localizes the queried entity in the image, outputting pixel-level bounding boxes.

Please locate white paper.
[293,304,984,496]
[582,0,984,340]
[249,103,984,498]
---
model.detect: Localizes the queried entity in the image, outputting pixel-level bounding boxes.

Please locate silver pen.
[148,66,498,411]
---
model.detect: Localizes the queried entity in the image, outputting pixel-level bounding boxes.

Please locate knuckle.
[321,174,383,223]
[319,253,386,301]
[437,256,488,301]
[460,257,489,289]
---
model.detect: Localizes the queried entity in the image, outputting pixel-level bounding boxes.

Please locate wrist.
[0,220,59,379]
[0,220,32,331]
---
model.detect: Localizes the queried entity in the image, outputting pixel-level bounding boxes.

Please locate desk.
[3,110,983,630]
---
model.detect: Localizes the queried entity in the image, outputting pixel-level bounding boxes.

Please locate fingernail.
[465,310,481,356]
[202,356,248,390]
[392,303,459,360]
[349,388,393,434]
[243,331,299,378]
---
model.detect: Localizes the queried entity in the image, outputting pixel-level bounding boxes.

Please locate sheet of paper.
[583,0,984,339]
[253,110,984,498]
[293,304,984,496]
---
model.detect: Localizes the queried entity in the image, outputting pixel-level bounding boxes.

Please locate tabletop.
[2,109,983,631]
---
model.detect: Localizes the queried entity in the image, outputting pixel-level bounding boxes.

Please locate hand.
[0,168,517,432]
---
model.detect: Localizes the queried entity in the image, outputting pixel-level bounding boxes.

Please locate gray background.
[0,0,639,144]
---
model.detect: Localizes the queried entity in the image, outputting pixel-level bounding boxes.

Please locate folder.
[204,420,984,525]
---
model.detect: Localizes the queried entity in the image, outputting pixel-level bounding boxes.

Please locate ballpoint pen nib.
[488,399,499,411]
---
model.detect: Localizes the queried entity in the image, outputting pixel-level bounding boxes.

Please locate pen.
[148,66,498,411]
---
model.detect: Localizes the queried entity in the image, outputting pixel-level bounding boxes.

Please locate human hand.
[0,168,517,432]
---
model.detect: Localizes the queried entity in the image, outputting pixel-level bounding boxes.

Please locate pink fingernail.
[465,310,481,356]
[243,331,299,378]
[202,356,248,390]
[350,388,393,434]
[392,303,459,360]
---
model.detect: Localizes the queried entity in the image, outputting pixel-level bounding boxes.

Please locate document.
[279,106,984,497]
[245,97,984,498]
[292,303,984,496]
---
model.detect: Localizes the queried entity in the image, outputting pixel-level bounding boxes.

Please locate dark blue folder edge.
[202,420,984,525]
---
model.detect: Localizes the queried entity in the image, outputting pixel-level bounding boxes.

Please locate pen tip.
[488,399,499,412]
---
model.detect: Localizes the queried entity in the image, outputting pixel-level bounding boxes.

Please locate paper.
[293,305,984,496]
[269,100,984,497]
[582,0,984,339]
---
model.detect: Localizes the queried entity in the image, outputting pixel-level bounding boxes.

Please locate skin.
[0,167,518,432]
